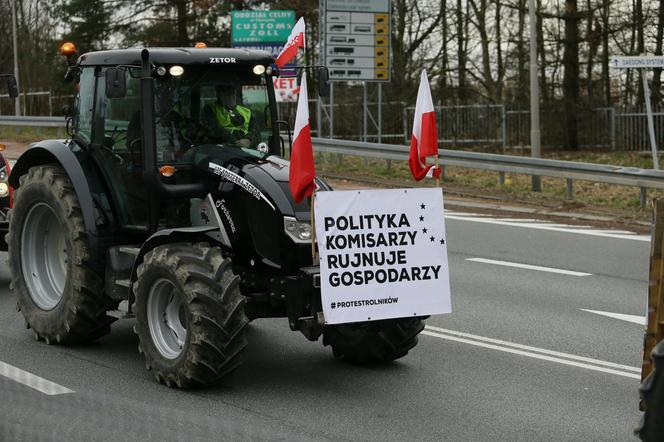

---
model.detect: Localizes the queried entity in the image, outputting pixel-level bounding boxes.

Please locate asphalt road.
[0,210,648,441]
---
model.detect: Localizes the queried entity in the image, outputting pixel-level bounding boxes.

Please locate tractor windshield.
[151,65,275,162]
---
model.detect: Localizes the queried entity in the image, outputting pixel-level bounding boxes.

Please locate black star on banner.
[440,238,445,245]
[420,203,426,209]
[430,236,435,242]
[419,215,424,222]
[422,227,428,234]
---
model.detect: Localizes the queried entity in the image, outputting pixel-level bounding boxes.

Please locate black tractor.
[7,46,424,387]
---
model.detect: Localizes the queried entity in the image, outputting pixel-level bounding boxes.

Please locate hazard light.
[59,42,77,57]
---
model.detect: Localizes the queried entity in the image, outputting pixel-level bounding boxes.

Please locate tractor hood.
[188,145,329,220]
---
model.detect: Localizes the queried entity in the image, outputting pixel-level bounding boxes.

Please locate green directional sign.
[231,10,295,44]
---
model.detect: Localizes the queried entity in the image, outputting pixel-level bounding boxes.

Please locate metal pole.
[363,82,368,142]
[642,69,660,169]
[317,95,322,137]
[330,82,334,138]
[378,83,383,143]
[528,0,541,191]
[11,0,20,116]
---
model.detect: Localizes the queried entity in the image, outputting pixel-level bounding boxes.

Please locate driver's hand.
[238,138,251,148]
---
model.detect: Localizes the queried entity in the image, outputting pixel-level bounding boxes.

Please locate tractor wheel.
[133,243,248,388]
[637,340,664,441]
[323,317,425,364]
[7,165,116,344]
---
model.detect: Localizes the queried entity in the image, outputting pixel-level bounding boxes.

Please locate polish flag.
[409,70,441,181]
[276,17,306,68]
[289,72,315,203]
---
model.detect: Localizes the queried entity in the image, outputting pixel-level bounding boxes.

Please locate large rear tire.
[7,165,116,344]
[134,243,248,388]
[637,340,664,441]
[323,317,425,364]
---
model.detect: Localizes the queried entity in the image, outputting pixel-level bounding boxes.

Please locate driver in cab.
[204,84,258,147]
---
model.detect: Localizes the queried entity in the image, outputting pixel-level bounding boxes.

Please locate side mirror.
[318,68,330,98]
[61,104,72,117]
[105,67,127,99]
[6,76,18,98]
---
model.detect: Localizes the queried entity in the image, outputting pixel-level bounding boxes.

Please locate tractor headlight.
[284,216,312,243]
[0,182,9,197]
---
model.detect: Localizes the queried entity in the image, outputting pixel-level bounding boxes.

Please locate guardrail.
[0,117,659,205]
[312,137,663,205]
[0,116,65,128]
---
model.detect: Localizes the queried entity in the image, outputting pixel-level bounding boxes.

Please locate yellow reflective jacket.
[210,103,251,135]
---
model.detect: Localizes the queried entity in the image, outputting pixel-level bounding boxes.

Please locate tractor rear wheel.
[637,340,664,441]
[134,243,248,388]
[323,317,425,364]
[7,164,116,343]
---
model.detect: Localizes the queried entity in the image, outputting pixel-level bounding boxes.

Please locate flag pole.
[309,193,318,262]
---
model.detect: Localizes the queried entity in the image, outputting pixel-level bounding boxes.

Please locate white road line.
[422,327,640,380]
[580,309,646,325]
[445,214,650,242]
[0,361,74,395]
[466,257,592,276]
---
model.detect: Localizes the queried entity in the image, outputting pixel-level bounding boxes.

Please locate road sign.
[325,0,389,12]
[610,56,664,69]
[610,55,662,169]
[231,10,295,44]
[322,0,391,82]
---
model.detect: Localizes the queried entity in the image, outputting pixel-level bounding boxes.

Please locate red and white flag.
[289,72,315,203]
[276,17,306,68]
[409,70,441,181]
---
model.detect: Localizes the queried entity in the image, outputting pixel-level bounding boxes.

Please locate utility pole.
[11,0,21,116]
[529,0,541,191]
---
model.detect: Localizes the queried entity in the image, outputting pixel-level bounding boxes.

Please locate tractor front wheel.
[323,317,425,364]
[134,243,248,388]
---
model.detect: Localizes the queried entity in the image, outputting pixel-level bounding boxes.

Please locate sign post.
[611,55,664,169]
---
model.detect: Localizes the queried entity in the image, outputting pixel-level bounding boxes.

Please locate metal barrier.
[0,116,65,127]
[312,137,664,205]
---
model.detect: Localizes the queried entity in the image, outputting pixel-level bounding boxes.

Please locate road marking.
[466,257,592,276]
[580,309,646,325]
[0,361,74,395]
[423,326,640,379]
[445,213,650,242]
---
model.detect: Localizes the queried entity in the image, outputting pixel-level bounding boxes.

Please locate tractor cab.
[66,48,283,234]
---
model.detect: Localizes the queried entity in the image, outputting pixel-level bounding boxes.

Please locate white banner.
[314,188,452,324]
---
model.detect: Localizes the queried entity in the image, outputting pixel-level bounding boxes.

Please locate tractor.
[6,45,425,387]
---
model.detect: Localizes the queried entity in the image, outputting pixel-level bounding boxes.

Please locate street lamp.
[11,0,20,116]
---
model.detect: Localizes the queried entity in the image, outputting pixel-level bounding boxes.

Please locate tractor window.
[74,68,96,143]
[153,65,275,163]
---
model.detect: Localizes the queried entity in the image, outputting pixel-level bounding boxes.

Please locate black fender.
[129,226,220,288]
[9,140,104,272]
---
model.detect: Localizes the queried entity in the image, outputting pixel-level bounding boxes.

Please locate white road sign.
[323,0,391,81]
[315,188,452,324]
[610,56,664,69]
